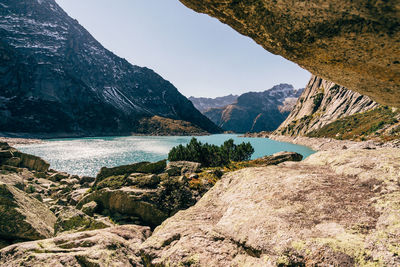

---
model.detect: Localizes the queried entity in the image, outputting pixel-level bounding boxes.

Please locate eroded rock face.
[0,225,151,266]
[179,0,400,107]
[140,148,400,266]
[275,75,379,136]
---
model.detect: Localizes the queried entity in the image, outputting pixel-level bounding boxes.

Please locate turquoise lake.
[16,134,315,177]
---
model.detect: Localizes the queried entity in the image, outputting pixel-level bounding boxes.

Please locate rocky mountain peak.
[0,0,220,136]
[202,85,303,133]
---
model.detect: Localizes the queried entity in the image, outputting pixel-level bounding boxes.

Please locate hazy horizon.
[55,0,311,98]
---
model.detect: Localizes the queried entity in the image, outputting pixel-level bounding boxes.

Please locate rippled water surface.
[16,134,315,177]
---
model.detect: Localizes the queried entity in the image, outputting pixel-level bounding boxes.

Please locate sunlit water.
[15,134,315,177]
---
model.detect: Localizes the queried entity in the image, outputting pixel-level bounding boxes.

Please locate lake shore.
[0,137,44,146]
[242,132,400,151]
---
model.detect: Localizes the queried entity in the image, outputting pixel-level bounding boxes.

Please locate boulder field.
[0,140,399,266]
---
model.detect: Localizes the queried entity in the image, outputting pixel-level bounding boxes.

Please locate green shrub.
[312,93,324,112]
[168,138,254,167]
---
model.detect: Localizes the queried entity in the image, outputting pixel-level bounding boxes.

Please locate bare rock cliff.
[275,75,378,136]
[178,0,400,107]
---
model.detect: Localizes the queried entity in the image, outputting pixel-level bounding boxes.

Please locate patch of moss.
[95,175,127,190]
[136,160,166,174]
[307,106,400,141]
[312,232,382,266]
[312,92,324,112]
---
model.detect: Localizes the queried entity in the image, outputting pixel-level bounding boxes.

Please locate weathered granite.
[179,0,400,107]
[0,225,151,266]
[140,148,400,266]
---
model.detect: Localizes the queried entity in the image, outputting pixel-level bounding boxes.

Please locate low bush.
[168,138,254,167]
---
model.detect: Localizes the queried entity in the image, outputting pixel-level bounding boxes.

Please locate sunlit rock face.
[275,75,379,136]
[179,0,400,107]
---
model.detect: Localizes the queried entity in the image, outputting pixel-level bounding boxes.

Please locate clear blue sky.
[55,0,311,98]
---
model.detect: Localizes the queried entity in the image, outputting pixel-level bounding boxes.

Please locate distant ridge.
[198,84,303,133]
[189,94,238,113]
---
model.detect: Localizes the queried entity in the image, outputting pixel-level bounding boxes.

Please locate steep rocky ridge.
[0,0,220,137]
[189,94,238,113]
[204,84,303,133]
[275,75,379,136]
[178,0,400,107]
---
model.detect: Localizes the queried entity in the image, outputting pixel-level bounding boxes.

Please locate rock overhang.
[178,0,400,107]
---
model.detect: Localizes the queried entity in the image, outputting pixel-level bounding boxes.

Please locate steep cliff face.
[0,0,220,137]
[178,0,400,107]
[188,94,238,113]
[275,76,378,136]
[204,84,303,133]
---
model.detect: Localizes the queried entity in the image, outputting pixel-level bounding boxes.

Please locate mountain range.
[0,0,220,137]
[191,84,303,133]
[188,94,238,113]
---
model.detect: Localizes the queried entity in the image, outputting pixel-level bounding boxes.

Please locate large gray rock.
[251,151,303,165]
[0,225,151,266]
[179,0,400,107]
[95,160,166,185]
[77,187,167,227]
[12,151,50,172]
[0,183,56,243]
[166,161,201,176]
[140,148,400,266]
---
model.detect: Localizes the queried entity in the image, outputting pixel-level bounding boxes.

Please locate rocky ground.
[1,136,399,266]
[0,141,304,266]
[242,132,400,151]
[140,147,400,266]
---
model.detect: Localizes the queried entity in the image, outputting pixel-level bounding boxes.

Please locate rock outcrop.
[0,183,56,245]
[140,148,400,266]
[0,0,220,137]
[178,0,400,107]
[275,75,379,136]
[0,225,151,266]
[204,84,303,133]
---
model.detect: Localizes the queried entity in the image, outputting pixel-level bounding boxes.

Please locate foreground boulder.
[0,225,151,266]
[77,187,168,227]
[250,151,303,165]
[179,0,400,107]
[54,207,109,235]
[0,183,56,247]
[166,161,201,176]
[140,148,400,266]
[95,160,167,185]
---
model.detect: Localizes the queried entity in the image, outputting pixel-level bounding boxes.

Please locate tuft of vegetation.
[312,92,324,112]
[168,138,254,167]
[308,106,400,141]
